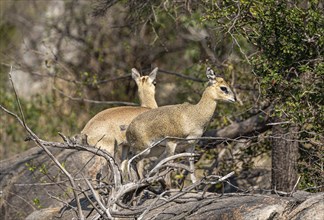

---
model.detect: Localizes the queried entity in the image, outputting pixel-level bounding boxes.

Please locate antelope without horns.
[125,67,236,183]
[81,67,158,159]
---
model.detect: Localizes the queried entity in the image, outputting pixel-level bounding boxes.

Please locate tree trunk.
[271,117,299,193]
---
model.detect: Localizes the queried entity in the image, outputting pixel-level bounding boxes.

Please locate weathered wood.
[22,191,324,220]
[1,144,323,220]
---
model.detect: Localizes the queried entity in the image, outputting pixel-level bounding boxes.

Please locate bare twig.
[46,191,75,211]
[159,69,205,82]
[148,153,196,177]
[84,177,111,219]
[267,121,291,126]
[8,66,26,126]
[6,191,36,211]
[290,176,301,197]
[81,188,104,218]
[127,137,169,178]
[54,86,137,106]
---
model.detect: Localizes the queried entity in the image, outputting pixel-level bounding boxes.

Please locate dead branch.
[203,106,272,144]
[148,153,195,177]
[159,69,205,82]
[54,86,137,106]
[84,178,111,219]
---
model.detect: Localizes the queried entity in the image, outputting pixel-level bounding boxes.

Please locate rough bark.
[25,191,324,220]
[271,117,300,193]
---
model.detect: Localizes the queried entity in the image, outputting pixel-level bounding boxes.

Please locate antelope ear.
[131,68,141,82]
[206,67,216,82]
[148,67,158,81]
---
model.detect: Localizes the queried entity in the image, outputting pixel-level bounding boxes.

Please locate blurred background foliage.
[0,0,323,192]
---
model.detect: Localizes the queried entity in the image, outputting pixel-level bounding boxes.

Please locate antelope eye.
[220,86,229,94]
[153,81,157,85]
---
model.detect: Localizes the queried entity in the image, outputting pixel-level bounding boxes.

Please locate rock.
[25,207,61,220]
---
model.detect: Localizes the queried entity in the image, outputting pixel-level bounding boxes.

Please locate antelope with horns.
[125,67,236,183]
[81,67,158,162]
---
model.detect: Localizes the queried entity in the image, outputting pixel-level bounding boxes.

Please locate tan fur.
[81,67,158,158]
[125,67,236,182]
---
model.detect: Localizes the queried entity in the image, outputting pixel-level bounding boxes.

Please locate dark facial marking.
[220,86,229,94]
